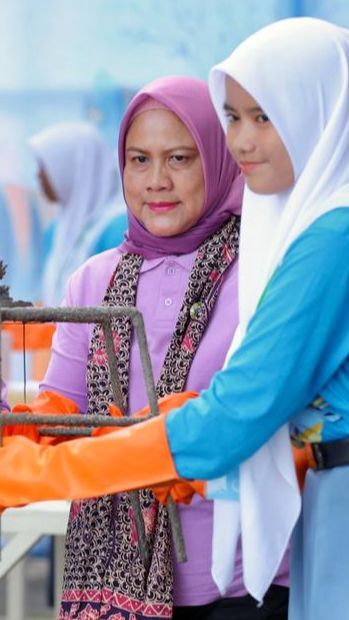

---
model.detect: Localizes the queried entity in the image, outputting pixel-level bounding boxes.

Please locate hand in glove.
[1,391,80,444]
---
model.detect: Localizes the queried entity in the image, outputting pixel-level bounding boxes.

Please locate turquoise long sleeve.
[166,209,349,479]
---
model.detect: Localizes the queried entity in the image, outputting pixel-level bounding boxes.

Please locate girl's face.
[123,109,205,237]
[224,78,294,194]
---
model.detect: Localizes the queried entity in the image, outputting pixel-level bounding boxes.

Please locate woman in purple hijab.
[35,76,288,618]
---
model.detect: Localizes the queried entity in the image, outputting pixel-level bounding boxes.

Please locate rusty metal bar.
[132,313,159,418]
[102,321,126,414]
[0,412,150,427]
[0,303,187,562]
[40,427,92,437]
[102,320,150,567]
[0,306,139,323]
[132,312,187,561]
[166,496,187,562]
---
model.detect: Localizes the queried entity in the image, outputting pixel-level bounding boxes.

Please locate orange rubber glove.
[101,391,206,506]
[96,391,199,436]
[292,443,316,491]
[2,391,80,444]
[153,479,206,505]
[0,414,179,508]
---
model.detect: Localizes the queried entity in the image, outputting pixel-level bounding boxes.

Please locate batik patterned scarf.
[59,216,239,620]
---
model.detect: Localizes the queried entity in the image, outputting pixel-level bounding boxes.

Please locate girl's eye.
[256,113,269,123]
[225,112,239,123]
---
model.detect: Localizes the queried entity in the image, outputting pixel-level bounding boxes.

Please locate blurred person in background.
[0,185,43,301]
[0,190,15,291]
[0,380,9,411]
[29,121,128,305]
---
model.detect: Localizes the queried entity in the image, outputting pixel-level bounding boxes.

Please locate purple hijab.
[118,75,243,258]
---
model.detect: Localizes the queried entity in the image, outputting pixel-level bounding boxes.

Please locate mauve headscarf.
[118,75,243,258]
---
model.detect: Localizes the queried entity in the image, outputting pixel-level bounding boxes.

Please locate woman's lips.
[147,201,179,212]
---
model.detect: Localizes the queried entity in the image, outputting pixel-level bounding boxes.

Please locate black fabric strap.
[311,437,349,470]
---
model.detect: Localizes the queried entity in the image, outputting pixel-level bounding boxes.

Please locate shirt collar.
[139,250,197,274]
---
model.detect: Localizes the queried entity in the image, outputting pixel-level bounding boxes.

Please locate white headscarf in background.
[30,122,123,305]
[208,17,349,601]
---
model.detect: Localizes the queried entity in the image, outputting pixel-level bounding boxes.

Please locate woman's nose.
[146,162,172,191]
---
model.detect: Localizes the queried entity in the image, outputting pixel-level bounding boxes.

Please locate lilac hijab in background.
[118,75,243,258]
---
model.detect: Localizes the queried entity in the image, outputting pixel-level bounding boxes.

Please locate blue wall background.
[0,0,348,299]
[1,0,348,185]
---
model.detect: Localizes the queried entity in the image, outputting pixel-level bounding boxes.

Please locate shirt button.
[164,297,172,306]
[167,267,175,276]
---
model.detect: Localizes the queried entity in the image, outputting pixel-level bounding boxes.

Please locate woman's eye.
[170,154,188,164]
[132,155,147,164]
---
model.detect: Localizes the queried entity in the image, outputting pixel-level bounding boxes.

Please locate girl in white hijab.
[30,122,127,305]
[206,16,349,619]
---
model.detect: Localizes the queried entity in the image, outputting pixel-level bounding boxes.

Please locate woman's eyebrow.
[125,146,148,153]
[126,145,197,154]
[164,145,197,153]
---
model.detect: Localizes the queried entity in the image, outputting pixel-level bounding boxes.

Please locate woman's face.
[224,78,294,194]
[123,109,205,237]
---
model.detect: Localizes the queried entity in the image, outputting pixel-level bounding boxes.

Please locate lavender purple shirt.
[41,246,288,605]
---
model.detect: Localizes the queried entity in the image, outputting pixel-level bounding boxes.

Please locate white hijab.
[30,122,122,305]
[208,17,349,601]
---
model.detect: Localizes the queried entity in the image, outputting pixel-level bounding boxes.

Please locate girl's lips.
[239,162,263,174]
[147,201,179,212]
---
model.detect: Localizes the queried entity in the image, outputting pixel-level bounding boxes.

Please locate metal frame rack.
[0,262,186,566]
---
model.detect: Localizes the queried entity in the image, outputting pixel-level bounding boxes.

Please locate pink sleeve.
[40,250,119,412]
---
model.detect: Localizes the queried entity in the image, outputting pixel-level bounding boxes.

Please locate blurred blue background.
[0,0,348,301]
